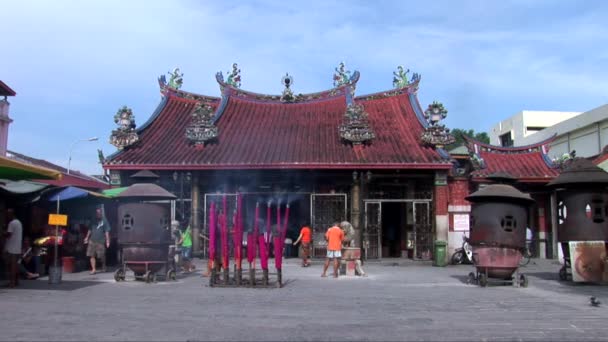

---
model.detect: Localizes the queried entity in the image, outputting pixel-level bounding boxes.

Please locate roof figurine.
[333,62,352,87]
[280,73,295,103]
[226,63,241,88]
[420,101,455,149]
[167,67,184,90]
[393,66,421,89]
[110,106,139,150]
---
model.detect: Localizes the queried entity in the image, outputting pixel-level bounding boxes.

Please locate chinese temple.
[103,63,462,261]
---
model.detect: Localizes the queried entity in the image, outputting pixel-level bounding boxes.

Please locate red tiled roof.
[463,136,559,182]
[105,88,450,170]
[0,81,16,96]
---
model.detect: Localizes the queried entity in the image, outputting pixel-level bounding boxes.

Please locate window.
[526,126,545,133]
[500,132,513,147]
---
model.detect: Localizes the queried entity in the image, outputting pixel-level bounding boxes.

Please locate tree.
[446,128,490,151]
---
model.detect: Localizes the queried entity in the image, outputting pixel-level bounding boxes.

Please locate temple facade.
[103,63,564,262]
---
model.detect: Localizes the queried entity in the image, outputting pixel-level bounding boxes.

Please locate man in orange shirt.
[293,224,312,267]
[321,222,344,278]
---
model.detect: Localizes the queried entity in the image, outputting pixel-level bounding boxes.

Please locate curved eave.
[0,81,16,96]
[463,133,558,153]
[104,162,452,171]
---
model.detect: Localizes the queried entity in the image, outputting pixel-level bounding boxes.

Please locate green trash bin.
[433,240,447,267]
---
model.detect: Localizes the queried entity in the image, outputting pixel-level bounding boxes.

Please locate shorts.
[181,246,192,261]
[86,242,106,259]
[301,242,311,257]
[326,250,342,259]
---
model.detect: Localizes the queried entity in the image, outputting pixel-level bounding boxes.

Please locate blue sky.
[2,0,607,175]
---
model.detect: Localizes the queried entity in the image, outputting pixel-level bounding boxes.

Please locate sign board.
[568,241,607,283]
[453,214,470,231]
[48,214,68,226]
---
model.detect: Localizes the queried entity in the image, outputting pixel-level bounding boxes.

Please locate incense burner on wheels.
[465,176,535,288]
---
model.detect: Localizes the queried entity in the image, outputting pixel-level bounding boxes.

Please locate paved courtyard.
[1,258,608,341]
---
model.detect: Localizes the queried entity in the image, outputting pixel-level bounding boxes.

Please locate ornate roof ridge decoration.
[462,133,558,155]
[216,74,353,104]
[225,63,241,88]
[333,62,352,87]
[420,101,455,149]
[157,67,183,90]
[393,66,421,89]
[339,103,376,145]
[551,150,576,171]
[110,106,139,150]
[185,102,218,146]
[280,73,295,103]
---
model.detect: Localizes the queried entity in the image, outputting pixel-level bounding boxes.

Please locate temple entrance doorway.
[381,202,406,258]
[364,200,432,260]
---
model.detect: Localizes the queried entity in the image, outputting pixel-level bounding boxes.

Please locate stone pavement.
[1,258,608,341]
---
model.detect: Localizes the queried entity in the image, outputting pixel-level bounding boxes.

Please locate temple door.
[311,193,348,257]
[413,201,432,259]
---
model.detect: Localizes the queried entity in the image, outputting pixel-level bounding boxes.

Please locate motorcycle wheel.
[451,251,464,265]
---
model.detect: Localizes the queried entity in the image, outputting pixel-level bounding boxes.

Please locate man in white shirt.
[3,209,23,288]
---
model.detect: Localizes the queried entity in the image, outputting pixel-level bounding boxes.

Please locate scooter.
[451,235,473,265]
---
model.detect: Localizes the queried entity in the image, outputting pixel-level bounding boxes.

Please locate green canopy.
[0,155,62,180]
[102,187,129,197]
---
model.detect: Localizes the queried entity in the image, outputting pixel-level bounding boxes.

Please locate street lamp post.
[67,137,98,174]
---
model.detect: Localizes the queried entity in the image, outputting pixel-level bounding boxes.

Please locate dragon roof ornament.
[339,103,376,145]
[420,101,455,149]
[185,102,218,146]
[393,66,421,89]
[226,63,241,88]
[110,106,139,150]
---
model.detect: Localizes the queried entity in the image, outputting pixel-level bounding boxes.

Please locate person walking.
[177,223,195,273]
[293,223,312,267]
[321,222,344,278]
[84,208,111,275]
[3,208,23,287]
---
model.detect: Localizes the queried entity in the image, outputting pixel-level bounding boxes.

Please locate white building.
[516,104,608,160]
[490,110,580,147]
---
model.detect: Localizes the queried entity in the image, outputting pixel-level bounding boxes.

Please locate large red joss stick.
[275,203,290,270]
[266,201,272,254]
[282,204,290,241]
[259,201,271,270]
[274,201,282,269]
[209,201,216,266]
[221,195,229,270]
[247,202,259,265]
[235,193,243,270]
[258,234,268,270]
